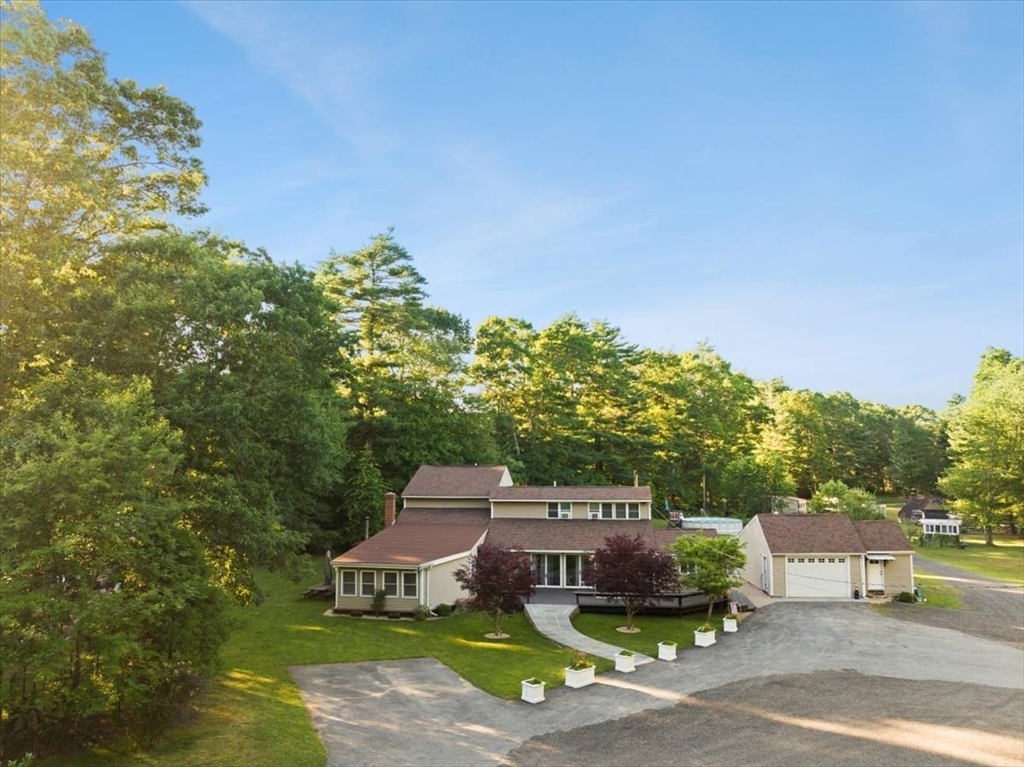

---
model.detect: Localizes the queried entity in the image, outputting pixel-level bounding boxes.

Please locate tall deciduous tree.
[672,534,746,623]
[720,452,795,518]
[453,544,536,637]
[1,0,207,400]
[586,534,679,631]
[0,369,225,757]
[940,349,1024,543]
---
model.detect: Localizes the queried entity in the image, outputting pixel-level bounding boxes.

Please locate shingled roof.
[853,520,913,552]
[333,515,488,567]
[754,514,911,554]
[402,465,510,499]
[755,514,867,554]
[490,486,652,502]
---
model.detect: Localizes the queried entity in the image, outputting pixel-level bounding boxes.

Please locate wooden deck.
[574,590,725,616]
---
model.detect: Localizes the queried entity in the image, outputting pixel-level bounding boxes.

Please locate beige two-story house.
[331,465,692,613]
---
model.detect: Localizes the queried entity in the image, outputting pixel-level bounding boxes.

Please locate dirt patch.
[504,671,1024,767]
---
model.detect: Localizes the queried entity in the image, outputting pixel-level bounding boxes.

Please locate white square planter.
[521,679,545,704]
[615,652,636,673]
[694,629,716,647]
[723,617,738,633]
[564,665,595,689]
[658,642,677,661]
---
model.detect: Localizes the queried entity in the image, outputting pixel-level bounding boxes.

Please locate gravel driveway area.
[880,558,1024,650]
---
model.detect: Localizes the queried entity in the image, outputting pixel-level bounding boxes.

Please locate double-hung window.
[360,571,376,597]
[402,572,417,598]
[547,502,571,519]
[340,570,357,596]
[382,571,399,597]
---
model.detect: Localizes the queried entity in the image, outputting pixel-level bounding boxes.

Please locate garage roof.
[756,514,867,554]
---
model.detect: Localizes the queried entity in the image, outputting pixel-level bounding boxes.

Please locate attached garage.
[784,555,850,598]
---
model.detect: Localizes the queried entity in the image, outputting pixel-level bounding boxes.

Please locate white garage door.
[785,556,849,598]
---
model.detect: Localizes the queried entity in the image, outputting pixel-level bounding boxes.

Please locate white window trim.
[340,569,357,596]
[382,571,399,597]
[548,502,571,519]
[402,571,418,599]
[360,571,376,597]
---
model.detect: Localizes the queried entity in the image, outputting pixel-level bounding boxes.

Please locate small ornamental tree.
[587,534,679,632]
[672,534,747,623]
[453,543,536,638]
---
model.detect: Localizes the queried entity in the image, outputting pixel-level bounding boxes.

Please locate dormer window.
[547,502,571,519]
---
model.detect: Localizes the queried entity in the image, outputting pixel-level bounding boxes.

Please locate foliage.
[940,349,1024,544]
[888,405,948,494]
[809,480,884,520]
[567,650,595,670]
[453,544,537,636]
[1,0,207,400]
[720,452,795,516]
[896,591,917,603]
[339,446,387,547]
[371,589,387,614]
[317,230,499,491]
[0,369,225,760]
[671,534,747,622]
[413,604,432,621]
[587,534,679,631]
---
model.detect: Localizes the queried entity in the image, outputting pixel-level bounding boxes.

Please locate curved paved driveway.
[290,602,1023,767]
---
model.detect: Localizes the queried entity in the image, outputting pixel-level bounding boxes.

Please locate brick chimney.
[384,492,397,527]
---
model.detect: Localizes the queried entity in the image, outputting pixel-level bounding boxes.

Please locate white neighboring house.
[738,514,914,599]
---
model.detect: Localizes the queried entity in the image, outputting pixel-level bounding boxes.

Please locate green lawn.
[47,565,747,767]
[911,574,965,609]
[572,611,729,655]
[913,534,1024,586]
[48,566,573,767]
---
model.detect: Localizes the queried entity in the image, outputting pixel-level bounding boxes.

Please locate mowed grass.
[48,566,572,767]
[572,611,730,655]
[911,574,965,609]
[913,534,1024,586]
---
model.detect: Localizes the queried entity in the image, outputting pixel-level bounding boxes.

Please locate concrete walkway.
[523,604,655,665]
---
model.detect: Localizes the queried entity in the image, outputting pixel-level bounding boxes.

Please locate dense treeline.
[1,2,1019,759]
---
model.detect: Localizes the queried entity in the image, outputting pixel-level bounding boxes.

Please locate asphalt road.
[504,671,1024,767]
[291,601,1024,767]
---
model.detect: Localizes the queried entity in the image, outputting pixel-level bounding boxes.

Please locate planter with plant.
[672,534,746,649]
[723,615,738,633]
[657,640,677,661]
[615,649,636,673]
[520,677,545,704]
[564,650,596,689]
[694,622,717,647]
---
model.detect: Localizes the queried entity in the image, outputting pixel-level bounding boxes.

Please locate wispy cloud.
[182,0,399,155]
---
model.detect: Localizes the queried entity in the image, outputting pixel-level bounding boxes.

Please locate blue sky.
[44,1,1023,410]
